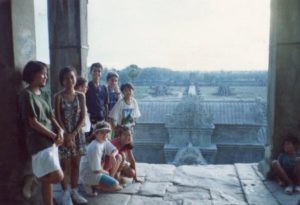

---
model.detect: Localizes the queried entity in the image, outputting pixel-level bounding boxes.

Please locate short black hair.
[120,83,134,93]
[59,66,77,86]
[22,61,48,84]
[75,76,87,89]
[106,71,119,81]
[283,133,299,147]
[90,62,103,73]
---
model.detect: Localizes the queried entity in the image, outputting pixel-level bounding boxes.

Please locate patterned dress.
[59,92,86,159]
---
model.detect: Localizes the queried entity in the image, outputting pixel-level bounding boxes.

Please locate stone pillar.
[260,0,300,175]
[0,0,36,204]
[48,0,88,95]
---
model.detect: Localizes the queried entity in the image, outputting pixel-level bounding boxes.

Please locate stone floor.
[53,163,300,205]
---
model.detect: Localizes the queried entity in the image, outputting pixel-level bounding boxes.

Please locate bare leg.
[272,160,293,185]
[70,155,80,189]
[39,170,64,205]
[60,158,71,191]
[110,154,122,178]
[121,165,136,178]
[294,159,300,185]
[93,183,122,192]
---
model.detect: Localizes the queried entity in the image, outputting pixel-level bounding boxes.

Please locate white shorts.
[32,145,61,178]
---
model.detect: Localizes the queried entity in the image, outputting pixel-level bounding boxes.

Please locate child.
[75,77,91,142]
[54,67,87,204]
[106,71,120,112]
[79,122,122,195]
[109,83,141,131]
[18,61,64,205]
[272,134,300,194]
[86,63,108,125]
[110,126,141,183]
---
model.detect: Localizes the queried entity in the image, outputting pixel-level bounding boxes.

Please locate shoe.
[62,190,73,205]
[295,186,300,192]
[22,175,38,199]
[284,185,293,195]
[82,184,98,197]
[71,189,88,204]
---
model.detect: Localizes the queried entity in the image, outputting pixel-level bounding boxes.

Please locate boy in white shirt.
[109,83,141,136]
[79,122,122,196]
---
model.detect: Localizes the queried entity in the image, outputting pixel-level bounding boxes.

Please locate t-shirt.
[86,82,108,122]
[278,150,300,171]
[107,87,119,111]
[111,138,132,154]
[18,88,54,155]
[108,98,141,126]
[79,139,116,185]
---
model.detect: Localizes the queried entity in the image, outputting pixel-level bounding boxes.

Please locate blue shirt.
[108,88,119,111]
[86,81,108,122]
[278,150,300,171]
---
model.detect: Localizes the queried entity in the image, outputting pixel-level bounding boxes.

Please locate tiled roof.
[137,100,265,125]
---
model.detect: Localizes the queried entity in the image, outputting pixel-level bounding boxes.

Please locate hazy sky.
[35,0,270,71]
[88,0,270,71]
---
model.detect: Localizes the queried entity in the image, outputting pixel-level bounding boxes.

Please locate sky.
[35,0,271,71]
[88,0,270,71]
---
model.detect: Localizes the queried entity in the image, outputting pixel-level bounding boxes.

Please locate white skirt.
[32,145,61,178]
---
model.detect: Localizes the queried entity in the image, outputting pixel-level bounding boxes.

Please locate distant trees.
[103,65,267,87]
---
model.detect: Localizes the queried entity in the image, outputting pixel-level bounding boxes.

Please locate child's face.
[77,84,88,93]
[63,71,76,89]
[283,141,296,154]
[107,76,118,87]
[95,130,109,142]
[123,87,133,98]
[92,67,101,81]
[121,130,132,145]
[33,67,48,87]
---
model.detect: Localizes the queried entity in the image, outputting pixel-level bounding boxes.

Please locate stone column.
[0,0,36,204]
[48,0,88,95]
[260,0,300,175]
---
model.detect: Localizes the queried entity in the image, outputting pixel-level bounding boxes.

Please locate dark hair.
[22,61,48,84]
[120,82,134,93]
[283,133,299,147]
[75,76,87,89]
[90,62,103,73]
[106,71,119,81]
[59,66,77,86]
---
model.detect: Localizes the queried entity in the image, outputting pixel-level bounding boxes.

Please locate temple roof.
[137,100,266,125]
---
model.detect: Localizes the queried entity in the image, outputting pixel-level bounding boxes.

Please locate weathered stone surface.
[136,163,152,177]
[139,182,172,197]
[264,180,300,205]
[118,182,142,194]
[241,180,279,205]
[210,190,246,205]
[183,199,213,205]
[128,196,177,205]
[87,193,131,205]
[235,163,261,180]
[146,164,176,182]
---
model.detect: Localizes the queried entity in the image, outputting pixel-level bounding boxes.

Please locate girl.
[19,61,64,205]
[75,77,91,142]
[79,122,122,195]
[110,126,141,183]
[54,67,87,204]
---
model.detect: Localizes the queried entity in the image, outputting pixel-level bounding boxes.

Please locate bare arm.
[28,117,57,141]
[54,93,67,131]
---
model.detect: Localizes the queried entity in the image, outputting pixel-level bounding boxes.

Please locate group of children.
[18,61,141,205]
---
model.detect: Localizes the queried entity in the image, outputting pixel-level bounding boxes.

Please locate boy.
[86,63,108,124]
[272,134,300,194]
[79,122,122,196]
[108,83,141,130]
[106,71,120,112]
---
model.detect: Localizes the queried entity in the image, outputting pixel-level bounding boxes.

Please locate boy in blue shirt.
[272,134,300,194]
[86,63,108,124]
